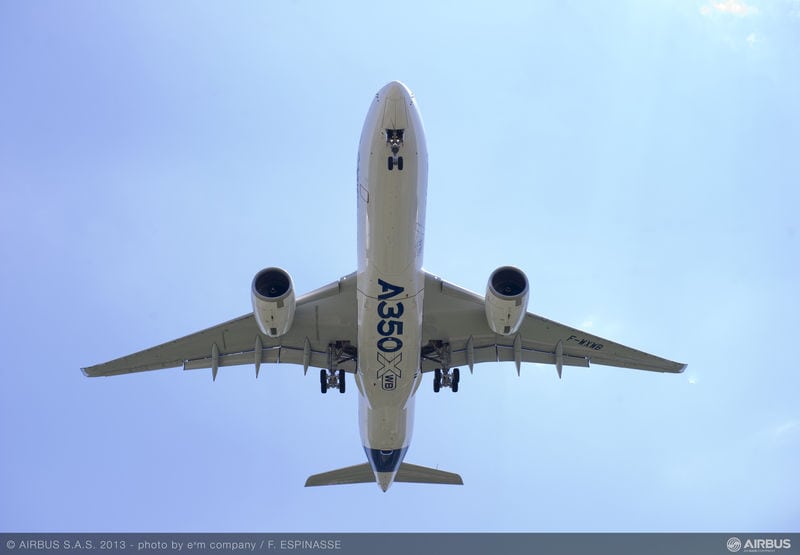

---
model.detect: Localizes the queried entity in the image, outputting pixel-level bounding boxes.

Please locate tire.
[452,368,460,393]
[397,156,404,171]
[433,368,441,393]
[338,369,346,394]
[388,156,394,171]
[320,369,328,394]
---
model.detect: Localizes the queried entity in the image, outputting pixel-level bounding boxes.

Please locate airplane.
[83,81,686,492]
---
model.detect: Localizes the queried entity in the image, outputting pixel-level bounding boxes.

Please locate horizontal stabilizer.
[305,462,463,487]
[305,463,375,487]
[395,462,463,485]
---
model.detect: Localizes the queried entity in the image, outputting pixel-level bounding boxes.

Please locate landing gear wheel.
[433,368,441,393]
[397,156,404,171]
[338,369,346,394]
[388,156,394,171]
[320,369,328,394]
[452,367,460,393]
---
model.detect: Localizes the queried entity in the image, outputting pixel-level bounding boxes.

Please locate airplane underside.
[82,81,686,492]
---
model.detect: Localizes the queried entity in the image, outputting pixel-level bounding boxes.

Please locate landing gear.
[320,369,346,394]
[386,128,405,171]
[318,341,355,394]
[432,367,460,393]
[387,156,404,171]
[424,340,460,393]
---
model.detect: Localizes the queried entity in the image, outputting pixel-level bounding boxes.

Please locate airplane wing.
[421,272,686,375]
[82,273,358,378]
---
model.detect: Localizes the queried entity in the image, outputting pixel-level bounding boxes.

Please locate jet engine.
[484,266,529,335]
[251,267,296,337]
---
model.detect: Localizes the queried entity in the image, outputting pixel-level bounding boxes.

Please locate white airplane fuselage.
[355,82,427,491]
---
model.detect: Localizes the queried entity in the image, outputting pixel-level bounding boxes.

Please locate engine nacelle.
[485,266,529,336]
[251,267,296,337]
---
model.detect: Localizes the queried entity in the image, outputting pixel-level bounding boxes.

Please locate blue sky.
[1,0,798,532]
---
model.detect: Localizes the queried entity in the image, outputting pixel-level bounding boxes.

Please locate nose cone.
[359,81,424,158]
[374,82,414,135]
[378,80,413,103]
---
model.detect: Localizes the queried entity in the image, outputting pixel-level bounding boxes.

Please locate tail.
[397,462,463,485]
[305,462,463,487]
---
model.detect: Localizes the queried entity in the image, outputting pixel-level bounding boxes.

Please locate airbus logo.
[728,537,792,553]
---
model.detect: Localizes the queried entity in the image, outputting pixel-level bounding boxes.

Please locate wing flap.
[182,344,356,373]
[421,339,590,372]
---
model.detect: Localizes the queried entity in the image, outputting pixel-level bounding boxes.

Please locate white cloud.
[746,32,758,46]
[772,420,800,439]
[700,0,759,16]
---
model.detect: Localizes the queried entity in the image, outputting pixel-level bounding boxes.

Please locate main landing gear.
[319,341,354,394]
[423,340,461,393]
[320,369,346,394]
[433,368,460,393]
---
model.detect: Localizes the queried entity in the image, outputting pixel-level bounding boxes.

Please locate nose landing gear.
[386,128,405,171]
[387,156,404,171]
